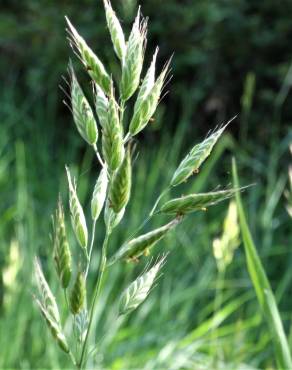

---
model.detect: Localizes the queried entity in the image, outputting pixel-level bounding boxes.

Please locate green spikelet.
[53,198,72,289]
[70,65,98,146]
[66,17,111,94]
[109,145,132,213]
[104,200,125,233]
[119,256,166,315]
[120,9,147,101]
[70,271,86,315]
[103,0,126,61]
[34,259,69,353]
[91,166,108,221]
[109,219,180,264]
[102,86,125,171]
[94,83,109,128]
[66,167,88,250]
[129,59,170,136]
[171,118,235,187]
[160,189,240,215]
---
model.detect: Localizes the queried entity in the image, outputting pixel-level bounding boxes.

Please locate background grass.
[0,0,292,368]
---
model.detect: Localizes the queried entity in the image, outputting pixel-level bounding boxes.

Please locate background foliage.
[0,0,291,368]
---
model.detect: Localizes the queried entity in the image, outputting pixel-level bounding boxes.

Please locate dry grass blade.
[119,255,167,315]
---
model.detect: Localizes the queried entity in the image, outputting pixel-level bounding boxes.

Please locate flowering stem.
[78,230,110,369]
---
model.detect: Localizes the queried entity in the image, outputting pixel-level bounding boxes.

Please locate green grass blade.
[232,157,292,370]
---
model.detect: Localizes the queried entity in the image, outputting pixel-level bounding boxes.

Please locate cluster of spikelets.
[33,1,242,367]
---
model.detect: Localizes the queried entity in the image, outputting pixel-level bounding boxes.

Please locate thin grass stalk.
[232,157,292,370]
[78,231,110,369]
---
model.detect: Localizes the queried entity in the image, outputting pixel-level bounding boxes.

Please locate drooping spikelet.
[119,256,166,315]
[69,65,98,146]
[66,16,111,94]
[94,83,109,128]
[129,59,170,136]
[120,9,147,101]
[102,86,125,171]
[53,197,72,289]
[103,0,126,61]
[104,200,125,233]
[160,189,240,215]
[109,218,180,264]
[109,145,132,213]
[70,271,86,315]
[66,167,88,250]
[91,166,108,221]
[171,118,235,187]
[34,259,69,353]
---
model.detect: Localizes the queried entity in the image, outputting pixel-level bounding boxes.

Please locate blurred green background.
[0,0,292,368]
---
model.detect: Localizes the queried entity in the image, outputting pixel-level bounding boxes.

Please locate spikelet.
[171,118,235,187]
[109,145,132,213]
[66,167,88,250]
[53,198,72,289]
[69,65,98,146]
[34,258,60,324]
[134,48,158,114]
[102,86,125,171]
[119,256,166,315]
[109,219,179,264]
[129,59,170,136]
[120,9,147,101]
[94,83,109,128]
[104,200,125,233]
[70,271,86,315]
[103,0,126,61]
[34,259,69,353]
[160,189,239,215]
[91,166,108,221]
[66,17,111,94]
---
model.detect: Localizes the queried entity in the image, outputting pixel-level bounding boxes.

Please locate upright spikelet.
[109,145,132,213]
[171,118,235,187]
[160,189,240,215]
[109,219,180,264]
[102,86,125,171]
[129,60,170,136]
[120,9,147,101]
[53,198,72,289]
[91,166,108,221]
[70,271,86,315]
[66,17,111,94]
[66,167,88,250]
[103,0,126,61]
[134,48,158,114]
[104,200,125,233]
[119,256,166,315]
[94,83,109,128]
[70,65,98,146]
[34,259,69,353]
